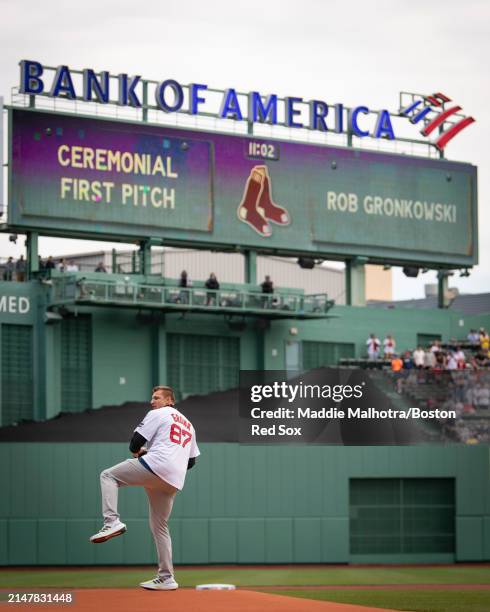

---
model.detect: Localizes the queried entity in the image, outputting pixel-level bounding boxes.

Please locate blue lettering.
[248,92,278,124]
[190,83,208,114]
[219,88,243,120]
[155,79,184,112]
[83,69,109,103]
[350,106,370,137]
[286,97,303,128]
[334,103,344,133]
[374,110,395,139]
[19,60,44,95]
[50,65,76,99]
[309,100,328,131]
[117,74,142,107]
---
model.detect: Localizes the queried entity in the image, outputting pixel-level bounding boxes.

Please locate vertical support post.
[139,240,151,276]
[437,271,450,308]
[142,81,148,122]
[247,120,254,136]
[244,250,257,285]
[111,248,117,273]
[131,251,136,274]
[33,286,48,420]
[345,259,366,306]
[26,232,39,279]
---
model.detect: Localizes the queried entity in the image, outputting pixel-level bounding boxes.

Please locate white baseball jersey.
[135,407,200,490]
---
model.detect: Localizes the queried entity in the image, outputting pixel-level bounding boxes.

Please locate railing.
[49,276,334,317]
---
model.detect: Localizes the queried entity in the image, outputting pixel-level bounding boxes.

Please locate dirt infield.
[36,588,398,612]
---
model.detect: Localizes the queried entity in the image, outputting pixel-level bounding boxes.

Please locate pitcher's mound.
[40,588,397,612]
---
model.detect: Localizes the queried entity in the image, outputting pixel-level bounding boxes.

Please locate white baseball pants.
[100,458,177,579]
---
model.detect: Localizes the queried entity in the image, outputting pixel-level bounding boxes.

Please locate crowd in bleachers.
[378,328,490,444]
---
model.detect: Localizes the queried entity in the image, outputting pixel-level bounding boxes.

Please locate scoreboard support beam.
[346,258,366,307]
[26,231,39,280]
[437,271,450,309]
[244,250,257,285]
[139,240,152,275]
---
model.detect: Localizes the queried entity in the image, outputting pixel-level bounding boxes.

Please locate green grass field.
[269,589,490,612]
[1,566,489,611]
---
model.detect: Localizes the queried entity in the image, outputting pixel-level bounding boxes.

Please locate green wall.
[0,443,488,565]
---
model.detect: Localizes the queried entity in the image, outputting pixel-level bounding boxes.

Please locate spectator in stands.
[430,340,442,353]
[475,384,490,410]
[391,354,403,372]
[15,255,26,282]
[383,334,396,357]
[66,260,79,272]
[402,351,414,370]
[473,351,489,369]
[57,258,67,272]
[413,346,425,369]
[45,256,55,271]
[424,348,436,369]
[467,329,480,345]
[453,346,466,369]
[434,351,446,370]
[38,256,45,271]
[205,273,220,305]
[178,270,192,304]
[366,334,380,360]
[480,329,490,354]
[446,352,458,370]
[3,257,14,281]
[95,262,107,273]
[261,275,274,307]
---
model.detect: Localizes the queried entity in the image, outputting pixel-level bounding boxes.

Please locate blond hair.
[152,385,175,404]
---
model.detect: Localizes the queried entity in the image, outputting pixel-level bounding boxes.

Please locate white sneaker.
[140,576,179,591]
[90,521,127,543]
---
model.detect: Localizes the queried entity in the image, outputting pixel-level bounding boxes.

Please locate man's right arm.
[129,431,147,456]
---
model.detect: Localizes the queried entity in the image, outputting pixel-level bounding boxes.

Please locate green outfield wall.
[0,443,488,565]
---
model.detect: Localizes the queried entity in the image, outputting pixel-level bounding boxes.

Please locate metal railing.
[49,276,334,317]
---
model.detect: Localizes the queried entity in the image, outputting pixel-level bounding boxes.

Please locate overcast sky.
[1,0,488,300]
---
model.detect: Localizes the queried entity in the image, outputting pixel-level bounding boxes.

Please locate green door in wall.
[1,324,33,426]
[416,333,442,348]
[61,315,92,412]
[167,333,240,398]
[303,340,355,369]
[350,478,455,557]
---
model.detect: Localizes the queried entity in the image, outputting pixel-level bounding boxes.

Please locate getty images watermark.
[239,371,459,445]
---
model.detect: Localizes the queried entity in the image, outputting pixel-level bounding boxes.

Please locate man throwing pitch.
[90,385,200,591]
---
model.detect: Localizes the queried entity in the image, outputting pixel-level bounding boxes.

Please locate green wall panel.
[321,518,349,562]
[0,520,8,564]
[294,518,322,563]
[122,519,155,564]
[265,518,293,563]
[181,519,209,564]
[9,520,37,564]
[456,517,483,561]
[66,520,97,565]
[209,519,237,563]
[38,520,66,565]
[483,518,490,559]
[0,445,11,518]
[238,519,266,563]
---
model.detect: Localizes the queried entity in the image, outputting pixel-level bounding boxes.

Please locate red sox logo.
[237,165,290,237]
